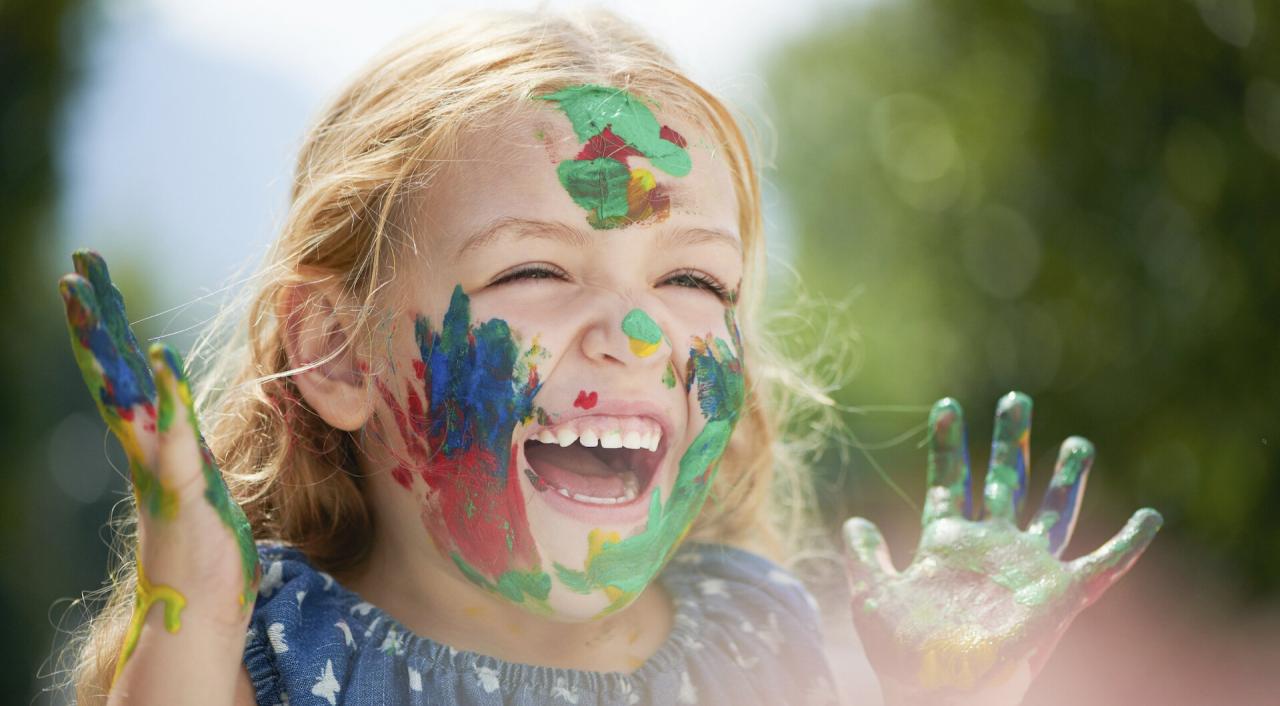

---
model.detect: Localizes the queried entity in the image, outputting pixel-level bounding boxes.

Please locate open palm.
[843,393,1161,700]
[59,250,258,684]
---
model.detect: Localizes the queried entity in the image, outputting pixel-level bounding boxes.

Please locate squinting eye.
[488,264,569,287]
[661,269,730,302]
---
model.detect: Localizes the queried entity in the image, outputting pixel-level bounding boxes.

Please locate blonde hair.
[69,9,822,701]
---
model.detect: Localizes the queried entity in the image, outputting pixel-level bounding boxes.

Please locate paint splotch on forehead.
[555,307,745,614]
[538,84,691,229]
[621,308,663,358]
[375,285,552,608]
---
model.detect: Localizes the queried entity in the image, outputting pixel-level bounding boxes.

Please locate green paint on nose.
[622,308,662,349]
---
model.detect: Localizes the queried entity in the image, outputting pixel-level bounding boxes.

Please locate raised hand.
[59,250,258,690]
[843,392,1161,704]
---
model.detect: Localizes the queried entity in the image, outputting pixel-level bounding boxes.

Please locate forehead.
[411,99,740,254]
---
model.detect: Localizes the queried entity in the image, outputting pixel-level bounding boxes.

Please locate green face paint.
[553,307,745,614]
[621,308,663,358]
[662,361,677,389]
[538,84,692,229]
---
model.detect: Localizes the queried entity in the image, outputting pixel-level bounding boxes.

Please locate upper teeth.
[532,417,661,452]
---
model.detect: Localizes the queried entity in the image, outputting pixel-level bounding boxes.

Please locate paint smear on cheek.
[374,286,553,607]
[538,84,691,230]
[554,307,746,615]
[574,390,599,409]
[662,361,677,389]
[621,308,663,358]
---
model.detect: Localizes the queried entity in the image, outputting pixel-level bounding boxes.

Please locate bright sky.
[58,0,861,322]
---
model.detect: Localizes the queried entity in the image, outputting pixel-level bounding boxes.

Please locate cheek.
[367,291,550,586]
[669,303,741,377]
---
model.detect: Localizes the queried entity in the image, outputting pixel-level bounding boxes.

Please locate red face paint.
[574,390,599,409]
[373,287,546,594]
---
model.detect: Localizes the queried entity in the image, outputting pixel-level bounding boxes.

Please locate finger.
[842,517,896,599]
[1027,436,1094,557]
[72,249,156,401]
[59,274,151,447]
[149,343,204,494]
[61,272,171,516]
[981,391,1032,523]
[921,397,972,526]
[1068,508,1162,606]
[150,343,260,608]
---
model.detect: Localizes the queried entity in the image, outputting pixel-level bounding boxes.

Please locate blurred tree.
[767,0,1279,596]
[1,0,103,700]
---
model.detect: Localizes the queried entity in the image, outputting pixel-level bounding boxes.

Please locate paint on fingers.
[112,559,186,685]
[983,392,1032,521]
[59,273,176,520]
[1027,437,1093,555]
[151,344,260,609]
[72,250,157,402]
[922,398,970,525]
[1073,508,1163,604]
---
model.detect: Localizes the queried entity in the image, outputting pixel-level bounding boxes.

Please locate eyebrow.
[454,217,742,258]
[454,217,590,258]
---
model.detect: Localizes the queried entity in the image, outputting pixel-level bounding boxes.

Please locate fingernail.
[1137,507,1164,531]
[1060,435,1094,457]
[72,248,107,281]
[929,398,964,449]
[148,342,187,385]
[149,343,179,432]
[994,391,1032,440]
[58,274,98,325]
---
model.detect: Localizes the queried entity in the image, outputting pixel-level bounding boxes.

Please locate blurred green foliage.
[0,0,134,701]
[767,0,1279,597]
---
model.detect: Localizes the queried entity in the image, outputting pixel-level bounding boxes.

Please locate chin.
[515,405,686,619]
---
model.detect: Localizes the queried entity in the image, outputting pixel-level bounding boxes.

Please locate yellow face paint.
[621,308,663,358]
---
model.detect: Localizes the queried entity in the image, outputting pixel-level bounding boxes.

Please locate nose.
[579,296,670,368]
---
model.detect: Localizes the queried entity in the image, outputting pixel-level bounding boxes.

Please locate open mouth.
[522,415,665,508]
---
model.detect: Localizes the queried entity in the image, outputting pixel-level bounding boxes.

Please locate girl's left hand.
[842,392,1162,706]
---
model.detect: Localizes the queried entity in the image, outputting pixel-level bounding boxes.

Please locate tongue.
[524,443,630,498]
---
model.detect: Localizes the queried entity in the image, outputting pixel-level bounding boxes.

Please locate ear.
[279,279,373,432]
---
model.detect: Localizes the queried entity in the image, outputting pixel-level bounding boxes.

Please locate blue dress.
[243,541,839,705]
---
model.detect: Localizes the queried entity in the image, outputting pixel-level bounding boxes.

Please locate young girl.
[59,9,1161,705]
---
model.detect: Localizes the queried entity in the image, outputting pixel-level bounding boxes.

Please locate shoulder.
[242,543,360,706]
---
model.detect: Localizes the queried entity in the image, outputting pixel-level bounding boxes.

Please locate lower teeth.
[542,470,639,505]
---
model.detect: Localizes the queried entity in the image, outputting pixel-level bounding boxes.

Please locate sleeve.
[241,543,351,706]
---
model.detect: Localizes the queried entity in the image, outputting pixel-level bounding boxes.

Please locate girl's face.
[365,92,745,621]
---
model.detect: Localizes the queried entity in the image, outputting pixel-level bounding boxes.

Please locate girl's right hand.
[59,250,259,700]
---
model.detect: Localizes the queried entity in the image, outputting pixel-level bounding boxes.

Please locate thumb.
[842,517,896,599]
[1068,507,1162,607]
